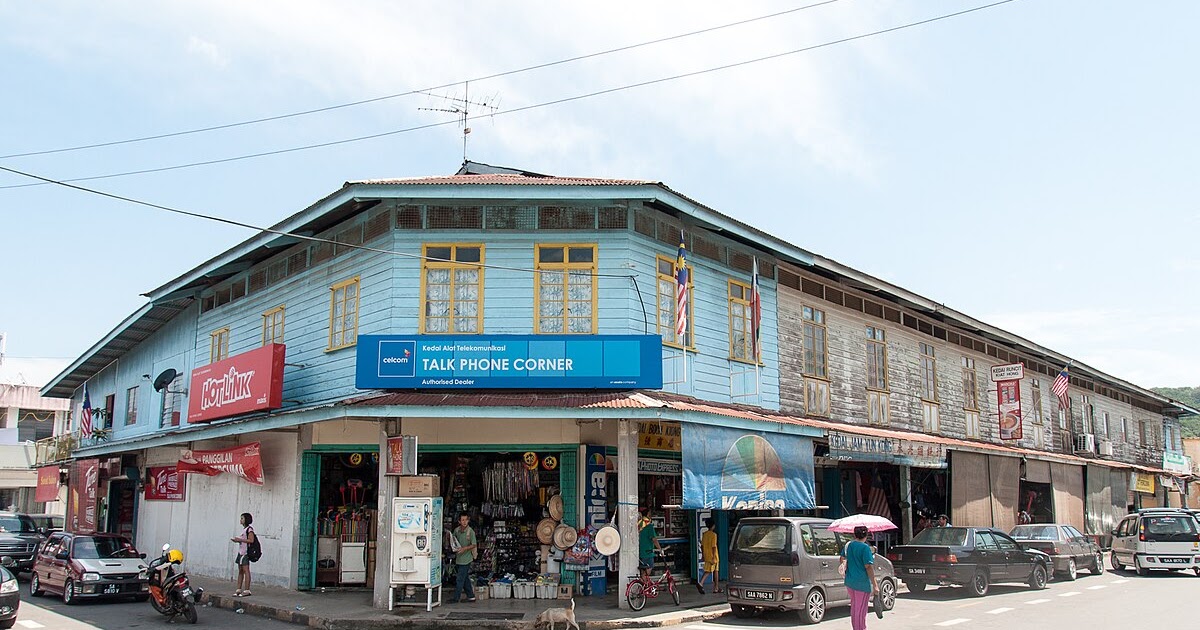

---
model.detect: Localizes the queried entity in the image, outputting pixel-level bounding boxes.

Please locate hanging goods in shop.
[483,460,540,503]
[523,452,539,470]
[547,495,564,521]
[552,524,578,550]
[541,455,558,470]
[536,519,558,545]
[594,526,621,556]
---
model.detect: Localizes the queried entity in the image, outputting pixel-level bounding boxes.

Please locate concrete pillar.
[616,419,638,610]
[898,466,913,543]
[372,418,400,609]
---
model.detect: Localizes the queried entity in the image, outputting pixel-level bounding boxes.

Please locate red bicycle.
[626,555,679,611]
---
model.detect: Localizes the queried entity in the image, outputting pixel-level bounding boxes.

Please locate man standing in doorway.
[451,513,478,603]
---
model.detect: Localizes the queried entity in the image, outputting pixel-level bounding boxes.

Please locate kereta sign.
[187,343,286,423]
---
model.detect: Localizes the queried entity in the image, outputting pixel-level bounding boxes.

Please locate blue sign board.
[355,335,663,390]
[582,445,608,596]
[682,424,815,511]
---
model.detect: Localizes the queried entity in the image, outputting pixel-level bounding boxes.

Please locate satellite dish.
[153,369,179,393]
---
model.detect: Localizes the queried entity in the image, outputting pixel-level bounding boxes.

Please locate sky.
[1,0,1197,389]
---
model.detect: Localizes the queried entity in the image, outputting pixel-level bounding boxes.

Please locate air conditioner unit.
[1074,434,1096,453]
[1097,440,1114,457]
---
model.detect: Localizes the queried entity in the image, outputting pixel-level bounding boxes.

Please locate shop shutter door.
[1025,459,1051,484]
[297,452,321,590]
[950,451,992,527]
[1085,464,1113,536]
[988,455,1020,532]
[1050,463,1086,532]
[558,449,578,586]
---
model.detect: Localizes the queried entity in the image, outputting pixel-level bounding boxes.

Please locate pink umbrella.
[827,514,897,533]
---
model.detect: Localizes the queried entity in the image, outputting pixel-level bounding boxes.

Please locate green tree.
[1153,386,1200,437]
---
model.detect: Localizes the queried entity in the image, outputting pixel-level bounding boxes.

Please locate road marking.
[1087,584,1107,590]
[17,621,46,629]
[1058,591,1081,597]
[935,619,972,627]
[1025,598,1051,605]
[1111,579,1128,584]
[985,607,1014,614]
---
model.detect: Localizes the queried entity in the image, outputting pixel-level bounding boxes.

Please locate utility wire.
[0,1,845,160]
[0,0,1019,190]
[0,163,638,280]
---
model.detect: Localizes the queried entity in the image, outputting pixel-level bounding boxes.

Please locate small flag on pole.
[80,384,94,439]
[675,230,689,344]
[750,258,762,363]
[1052,365,1070,411]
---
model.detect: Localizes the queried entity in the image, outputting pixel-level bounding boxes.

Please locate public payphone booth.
[389,475,443,611]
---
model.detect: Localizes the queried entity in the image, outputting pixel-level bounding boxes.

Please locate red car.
[29,532,150,604]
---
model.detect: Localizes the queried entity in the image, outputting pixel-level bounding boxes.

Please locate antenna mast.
[418,81,500,162]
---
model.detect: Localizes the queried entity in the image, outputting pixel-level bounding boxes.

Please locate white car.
[1110,508,1200,577]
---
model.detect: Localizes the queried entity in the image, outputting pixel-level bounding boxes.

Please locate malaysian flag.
[675,231,689,343]
[80,384,94,439]
[750,258,762,363]
[1052,366,1070,411]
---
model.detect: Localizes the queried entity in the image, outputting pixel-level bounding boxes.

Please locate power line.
[0,0,1020,191]
[0,163,638,280]
[0,1,845,160]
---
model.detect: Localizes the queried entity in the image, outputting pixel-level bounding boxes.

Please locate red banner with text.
[145,466,187,501]
[35,466,59,503]
[177,442,265,485]
[67,459,100,533]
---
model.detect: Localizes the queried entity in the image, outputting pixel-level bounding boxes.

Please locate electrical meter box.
[390,496,443,587]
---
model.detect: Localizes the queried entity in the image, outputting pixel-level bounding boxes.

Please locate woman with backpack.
[231,512,258,597]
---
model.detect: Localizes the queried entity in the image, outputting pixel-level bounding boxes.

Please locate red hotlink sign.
[187,343,286,423]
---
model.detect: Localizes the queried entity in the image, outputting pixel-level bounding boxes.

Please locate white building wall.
[137,432,299,587]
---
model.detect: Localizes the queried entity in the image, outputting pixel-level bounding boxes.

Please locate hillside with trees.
[1153,386,1200,437]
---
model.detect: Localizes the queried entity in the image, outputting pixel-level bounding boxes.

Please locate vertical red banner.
[144,466,187,501]
[997,379,1023,440]
[67,458,101,533]
[35,466,60,503]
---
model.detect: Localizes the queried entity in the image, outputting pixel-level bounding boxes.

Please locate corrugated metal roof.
[346,174,658,187]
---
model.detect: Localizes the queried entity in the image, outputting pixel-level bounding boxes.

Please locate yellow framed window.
[421,244,484,333]
[535,244,597,334]
[262,305,285,345]
[656,255,694,348]
[866,326,888,390]
[328,276,360,350]
[209,327,229,363]
[728,280,754,363]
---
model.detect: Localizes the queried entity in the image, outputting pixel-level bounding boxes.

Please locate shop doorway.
[1018,480,1055,523]
[911,468,949,537]
[298,447,380,590]
[418,448,572,592]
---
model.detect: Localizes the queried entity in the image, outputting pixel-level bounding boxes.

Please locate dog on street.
[533,598,579,630]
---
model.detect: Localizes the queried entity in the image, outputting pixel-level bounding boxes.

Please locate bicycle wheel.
[627,581,647,611]
[669,578,680,606]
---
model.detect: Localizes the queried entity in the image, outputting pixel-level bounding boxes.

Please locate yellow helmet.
[168,549,184,563]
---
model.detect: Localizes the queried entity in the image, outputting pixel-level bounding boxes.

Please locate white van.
[1110,508,1200,576]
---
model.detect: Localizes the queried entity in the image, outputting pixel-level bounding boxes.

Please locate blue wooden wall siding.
[95,204,782,443]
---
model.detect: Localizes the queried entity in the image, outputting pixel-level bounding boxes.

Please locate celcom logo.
[379,340,417,377]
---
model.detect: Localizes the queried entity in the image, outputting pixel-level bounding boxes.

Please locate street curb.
[202,592,731,630]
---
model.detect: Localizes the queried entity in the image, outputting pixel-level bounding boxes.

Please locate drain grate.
[446,612,526,620]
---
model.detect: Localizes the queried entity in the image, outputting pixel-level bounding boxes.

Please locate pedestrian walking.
[450,513,478,603]
[839,525,880,630]
[697,518,721,594]
[230,512,256,597]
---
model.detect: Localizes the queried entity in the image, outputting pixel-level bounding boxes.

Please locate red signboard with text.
[145,466,187,501]
[35,466,59,503]
[187,343,286,423]
[997,379,1023,440]
[177,442,265,485]
[67,458,100,533]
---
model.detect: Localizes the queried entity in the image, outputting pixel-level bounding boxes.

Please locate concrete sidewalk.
[192,576,732,630]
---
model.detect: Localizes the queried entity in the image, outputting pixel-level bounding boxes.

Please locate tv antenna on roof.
[418,81,500,162]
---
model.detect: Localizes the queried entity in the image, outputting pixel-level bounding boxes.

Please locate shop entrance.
[298,446,380,590]
[1018,480,1055,523]
[417,445,577,598]
[911,468,949,536]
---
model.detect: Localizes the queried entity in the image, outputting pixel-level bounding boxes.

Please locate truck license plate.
[745,590,774,600]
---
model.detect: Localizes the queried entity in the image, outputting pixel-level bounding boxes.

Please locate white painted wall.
[136,432,299,588]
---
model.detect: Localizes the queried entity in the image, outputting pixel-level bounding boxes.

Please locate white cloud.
[186,35,227,67]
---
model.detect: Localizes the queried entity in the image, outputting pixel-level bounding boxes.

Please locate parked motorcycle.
[147,543,201,624]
